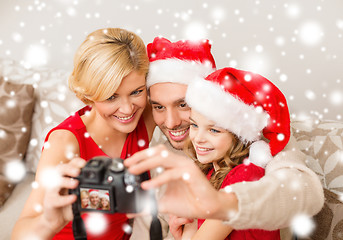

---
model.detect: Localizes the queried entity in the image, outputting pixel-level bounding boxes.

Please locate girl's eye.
[210,128,221,133]
[190,123,198,128]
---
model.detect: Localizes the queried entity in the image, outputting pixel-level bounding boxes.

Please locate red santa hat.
[88,189,99,196]
[100,192,109,201]
[146,37,216,88]
[185,67,291,168]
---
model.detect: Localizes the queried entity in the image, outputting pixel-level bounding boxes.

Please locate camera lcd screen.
[80,187,111,211]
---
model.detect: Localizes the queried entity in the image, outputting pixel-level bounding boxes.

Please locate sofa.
[0,59,342,240]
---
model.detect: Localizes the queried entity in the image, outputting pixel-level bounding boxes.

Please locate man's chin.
[166,138,185,151]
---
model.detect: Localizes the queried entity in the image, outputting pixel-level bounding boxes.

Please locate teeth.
[197,147,211,151]
[116,113,134,120]
[170,129,187,136]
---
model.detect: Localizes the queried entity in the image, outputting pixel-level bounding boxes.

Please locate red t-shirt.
[44,106,149,240]
[198,163,280,240]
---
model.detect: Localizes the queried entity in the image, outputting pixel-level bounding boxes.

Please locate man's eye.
[153,105,164,110]
[180,103,188,108]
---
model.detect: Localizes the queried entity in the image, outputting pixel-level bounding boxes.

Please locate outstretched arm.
[191,219,233,240]
[124,144,238,221]
[11,130,86,240]
[224,136,324,230]
[125,137,324,230]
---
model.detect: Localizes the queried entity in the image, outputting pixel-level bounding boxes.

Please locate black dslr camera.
[70,156,162,240]
[70,156,150,214]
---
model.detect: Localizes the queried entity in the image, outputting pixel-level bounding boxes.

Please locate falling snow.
[137,139,146,147]
[5,160,26,182]
[0,1,342,238]
[85,213,108,235]
[291,214,315,238]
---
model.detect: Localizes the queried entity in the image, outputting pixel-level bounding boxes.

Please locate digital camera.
[70,156,150,214]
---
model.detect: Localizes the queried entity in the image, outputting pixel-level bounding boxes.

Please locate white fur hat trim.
[186,79,270,143]
[147,59,215,88]
[248,140,273,168]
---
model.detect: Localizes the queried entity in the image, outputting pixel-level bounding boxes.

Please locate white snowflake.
[291,214,315,238]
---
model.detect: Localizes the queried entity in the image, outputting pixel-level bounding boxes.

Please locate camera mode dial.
[109,158,124,173]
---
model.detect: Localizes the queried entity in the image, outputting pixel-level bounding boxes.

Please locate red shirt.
[45,106,149,240]
[198,163,280,240]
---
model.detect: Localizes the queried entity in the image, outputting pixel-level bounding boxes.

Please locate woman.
[12,28,155,240]
[80,190,90,209]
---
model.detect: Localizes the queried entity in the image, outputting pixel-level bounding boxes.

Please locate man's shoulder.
[150,128,168,147]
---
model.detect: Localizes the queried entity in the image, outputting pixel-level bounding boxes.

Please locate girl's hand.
[40,157,86,233]
[168,214,194,240]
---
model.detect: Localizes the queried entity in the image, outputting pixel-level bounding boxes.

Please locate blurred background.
[0,0,342,120]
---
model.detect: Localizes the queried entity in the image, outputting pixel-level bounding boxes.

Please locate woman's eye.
[131,89,144,95]
[107,95,117,101]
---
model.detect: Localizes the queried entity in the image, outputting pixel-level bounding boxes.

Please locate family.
[81,189,110,211]
[11,28,324,240]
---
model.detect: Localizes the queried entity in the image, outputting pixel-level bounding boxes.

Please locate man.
[88,189,100,209]
[130,37,324,239]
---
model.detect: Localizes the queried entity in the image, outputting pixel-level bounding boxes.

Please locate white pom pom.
[249,141,272,168]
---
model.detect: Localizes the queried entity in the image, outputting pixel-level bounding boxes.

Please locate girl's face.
[189,110,234,165]
[101,198,109,207]
[93,70,147,134]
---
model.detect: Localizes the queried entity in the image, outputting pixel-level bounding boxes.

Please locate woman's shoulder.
[221,162,265,188]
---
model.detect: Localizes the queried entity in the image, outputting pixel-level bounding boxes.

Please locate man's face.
[149,83,191,150]
[90,194,100,207]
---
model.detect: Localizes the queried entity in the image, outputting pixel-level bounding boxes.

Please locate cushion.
[291,119,343,194]
[306,189,343,240]
[291,119,343,240]
[0,59,85,172]
[0,76,35,208]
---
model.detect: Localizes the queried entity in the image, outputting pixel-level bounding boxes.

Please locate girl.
[100,192,111,211]
[177,67,291,239]
[12,28,155,240]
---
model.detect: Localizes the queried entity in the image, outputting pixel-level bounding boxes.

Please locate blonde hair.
[80,190,89,198]
[69,28,149,104]
[184,134,250,190]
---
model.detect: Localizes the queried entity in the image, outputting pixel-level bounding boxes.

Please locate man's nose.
[165,109,181,129]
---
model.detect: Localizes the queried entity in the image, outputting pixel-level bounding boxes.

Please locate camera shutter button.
[107,175,114,183]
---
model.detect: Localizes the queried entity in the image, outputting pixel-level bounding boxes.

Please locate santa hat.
[88,189,99,196]
[100,192,109,201]
[185,67,291,168]
[146,37,216,88]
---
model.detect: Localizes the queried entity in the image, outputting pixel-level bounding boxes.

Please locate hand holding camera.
[69,156,161,240]
[70,156,151,214]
